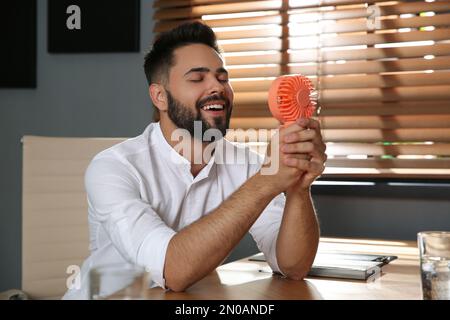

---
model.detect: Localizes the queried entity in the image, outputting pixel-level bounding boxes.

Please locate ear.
[149,83,168,112]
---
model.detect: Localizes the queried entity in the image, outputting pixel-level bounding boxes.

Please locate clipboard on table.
[249,252,397,280]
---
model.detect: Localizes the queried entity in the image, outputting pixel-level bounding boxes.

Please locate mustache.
[196,94,230,109]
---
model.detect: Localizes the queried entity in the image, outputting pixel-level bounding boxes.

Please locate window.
[153,0,450,179]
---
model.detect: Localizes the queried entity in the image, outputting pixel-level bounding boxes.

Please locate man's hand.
[282,118,327,193]
[261,118,326,194]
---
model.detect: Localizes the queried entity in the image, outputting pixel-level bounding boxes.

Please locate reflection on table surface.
[146,237,422,300]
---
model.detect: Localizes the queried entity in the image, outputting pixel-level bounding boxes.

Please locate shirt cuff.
[265,240,286,277]
[136,228,177,289]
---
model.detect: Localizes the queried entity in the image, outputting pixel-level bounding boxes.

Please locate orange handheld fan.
[268,74,316,125]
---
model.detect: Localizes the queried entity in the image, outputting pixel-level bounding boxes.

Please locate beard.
[166,89,232,141]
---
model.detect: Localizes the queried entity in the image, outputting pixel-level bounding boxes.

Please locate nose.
[206,76,225,96]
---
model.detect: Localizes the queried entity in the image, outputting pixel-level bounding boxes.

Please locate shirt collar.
[149,122,217,183]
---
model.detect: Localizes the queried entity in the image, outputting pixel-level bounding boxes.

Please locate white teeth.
[203,104,224,111]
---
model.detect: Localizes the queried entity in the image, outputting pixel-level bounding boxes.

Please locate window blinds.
[153,0,450,179]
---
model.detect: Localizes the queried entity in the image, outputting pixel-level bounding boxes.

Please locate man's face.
[165,43,234,139]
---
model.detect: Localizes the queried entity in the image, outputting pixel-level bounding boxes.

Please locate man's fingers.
[281,140,326,155]
[281,122,305,136]
[295,117,321,131]
[310,150,328,165]
[309,157,326,175]
[283,157,310,171]
[315,140,327,155]
[281,141,314,154]
[283,129,316,143]
[283,157,325,173]
[283,121,323,143]
[279,119,320,141]
[283,152,326,172]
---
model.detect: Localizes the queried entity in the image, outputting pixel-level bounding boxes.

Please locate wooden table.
[146,237,422,300]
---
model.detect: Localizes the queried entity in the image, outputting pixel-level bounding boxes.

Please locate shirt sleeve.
[244,148,286,275]
[85,156,176,288]
[248,191,286,276]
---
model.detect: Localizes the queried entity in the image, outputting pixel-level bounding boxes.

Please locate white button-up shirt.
[63,122,285,299]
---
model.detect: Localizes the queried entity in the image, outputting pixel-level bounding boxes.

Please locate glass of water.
[418,231,450,300]
[89,263,151,300]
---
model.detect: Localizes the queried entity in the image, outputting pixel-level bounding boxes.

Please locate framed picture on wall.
[48,0,140,53]
[0,1,37,88]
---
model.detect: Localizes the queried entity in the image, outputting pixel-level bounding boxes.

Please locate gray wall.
[1,0,450,293]
[0,0,155,292]
[313,184,450,240]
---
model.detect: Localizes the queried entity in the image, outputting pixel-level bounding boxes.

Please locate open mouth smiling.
[200,101,226,114]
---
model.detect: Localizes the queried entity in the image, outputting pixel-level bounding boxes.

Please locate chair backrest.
[21,136,126,299]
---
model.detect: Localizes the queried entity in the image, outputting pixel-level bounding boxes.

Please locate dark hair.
[144,22,220,121]
[144,21,220,86]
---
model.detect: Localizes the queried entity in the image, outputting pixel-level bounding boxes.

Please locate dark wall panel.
[0,1,37,88]
[48,0,140,53]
